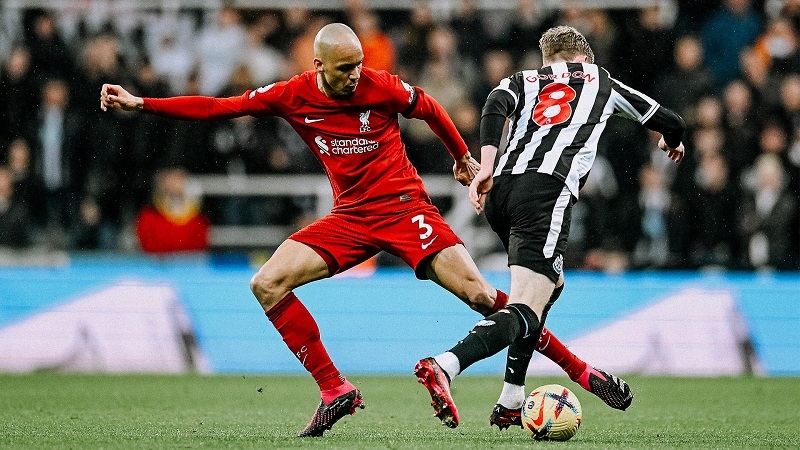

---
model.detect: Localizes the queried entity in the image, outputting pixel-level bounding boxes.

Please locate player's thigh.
[376,202,463,279]
[289,213,379,276]
[254,239,331,291]
[509,264,555,317]
[506,173,574,284]
[426,243,492,300]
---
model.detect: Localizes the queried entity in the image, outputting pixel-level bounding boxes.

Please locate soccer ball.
[521,384,582,441]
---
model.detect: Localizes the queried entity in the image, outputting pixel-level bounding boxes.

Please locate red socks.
[487,289,509,315]
[266,293,344,393]
[536,326,587,381]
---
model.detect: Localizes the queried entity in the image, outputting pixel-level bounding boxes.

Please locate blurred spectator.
[620,162,685,269]
[162,72,218,174]
[702,0,763,90]
[694,95,725,129]
[653,35,716,119]
[767,0,800,31]
[740,45,783,106]
[622,4,677,91]
[288,15,330,75]
[674,126,726,198]
[722,81,762,176]
[71,31,130,112]
[240,14,286,86]
[425,24,477,88]
[195,6,246,95]
[128,60,174,210]
[472,48,514,109]
[450,0,488,62]
[0,45,38,145]
[351,9,395,72]
[755,119,800,192]
[773,74,800,132]
[451,101,481,152]
[504,0,554,61]
[739,153,798,269]
[753,16,800,74]
[145,13,196,95]
[394,2,435,79]
[403,24,473,174]
[404,51,470,173]
[569,155,619,265]
[24,10,74,84]
[0,165,31,248]
[687,153,740,268]
[71,196,116,250]
[583,10,620,72]
[30,78,84,243]
[273,6,310,51]
[3,137,45,227]
[136,167,210,254]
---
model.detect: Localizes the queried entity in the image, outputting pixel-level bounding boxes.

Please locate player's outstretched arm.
[100,84,143,112]
[642,105,686,164]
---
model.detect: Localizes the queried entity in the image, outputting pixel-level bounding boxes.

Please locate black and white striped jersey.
[488,62,661,198]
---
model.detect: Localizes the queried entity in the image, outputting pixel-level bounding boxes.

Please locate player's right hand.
[100,84,143,112]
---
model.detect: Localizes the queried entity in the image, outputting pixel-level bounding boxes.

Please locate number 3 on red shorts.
[412,214,433,240]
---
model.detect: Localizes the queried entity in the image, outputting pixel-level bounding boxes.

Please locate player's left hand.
[453,154,481,186]
[658,136,685,163]
[469,169,493,215]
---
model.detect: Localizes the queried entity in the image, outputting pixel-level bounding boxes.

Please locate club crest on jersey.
[359,110,371,133]
[552,254,564,275]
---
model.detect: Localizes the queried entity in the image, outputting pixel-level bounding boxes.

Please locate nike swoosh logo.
[421,235,439,250]
[304,117,324,123]
[532,393,546,427]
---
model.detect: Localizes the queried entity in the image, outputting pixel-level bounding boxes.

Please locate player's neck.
[316,73,332,98]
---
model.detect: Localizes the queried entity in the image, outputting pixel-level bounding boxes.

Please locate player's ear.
[313,58,323,72]
[574,54,589,63]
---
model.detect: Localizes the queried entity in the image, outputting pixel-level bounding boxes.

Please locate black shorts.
[484,171,576,284]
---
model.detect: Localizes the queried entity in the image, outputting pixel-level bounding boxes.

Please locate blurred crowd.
[1,0,800,271]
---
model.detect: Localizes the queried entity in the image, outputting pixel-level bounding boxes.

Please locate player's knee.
[249,269,287,308]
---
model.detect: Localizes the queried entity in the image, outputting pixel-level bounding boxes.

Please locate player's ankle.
[320,378,356,404]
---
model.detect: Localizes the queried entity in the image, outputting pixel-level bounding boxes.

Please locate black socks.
[448,303,540,373]
[503,284,563,385]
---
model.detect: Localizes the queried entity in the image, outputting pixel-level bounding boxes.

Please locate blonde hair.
[539,25,595,64]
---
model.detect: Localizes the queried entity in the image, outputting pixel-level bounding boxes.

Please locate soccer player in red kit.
[100,23,629,436]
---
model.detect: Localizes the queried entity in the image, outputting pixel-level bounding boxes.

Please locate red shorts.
[290,201,462,279]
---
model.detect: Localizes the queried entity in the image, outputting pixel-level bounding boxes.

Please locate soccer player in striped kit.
[415,25,686,428]
[102,22,631,436]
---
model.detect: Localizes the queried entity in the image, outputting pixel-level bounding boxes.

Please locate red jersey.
[143,68,468,215]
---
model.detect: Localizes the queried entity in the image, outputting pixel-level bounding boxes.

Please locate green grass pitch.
[1,373,798,449]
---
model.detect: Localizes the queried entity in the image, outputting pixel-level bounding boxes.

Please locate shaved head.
[314,23,362,61]
[313,23,364,98]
